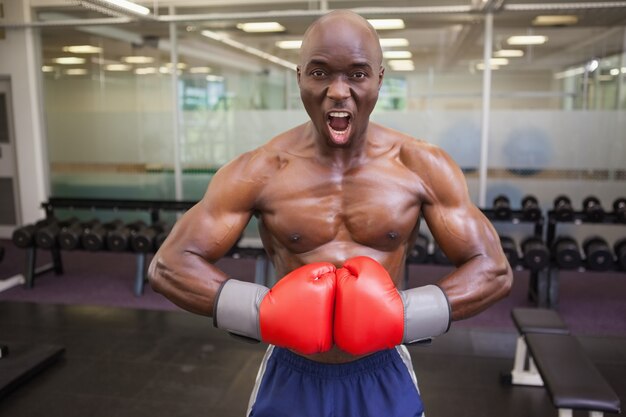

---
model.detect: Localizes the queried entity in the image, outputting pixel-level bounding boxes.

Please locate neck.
[308,121,370,169]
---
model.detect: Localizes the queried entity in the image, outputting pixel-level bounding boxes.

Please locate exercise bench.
[507,307,621,417]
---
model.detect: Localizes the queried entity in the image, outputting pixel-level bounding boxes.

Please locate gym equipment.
[521,195,541,221]
[58,219,100,250]
[552,236,582,270]
[155,225,171,250]
[35,217,79,249]
[406,234,429,264]
[583,236,613,271]
[493,195,512,220]
[433,244,452,265]
[553,195,574,222]
[12,219,56,249]
[0,246,4,263]
[613,197,626,223]
[130,222,167,253]
[500,236,519,268]
[107,220,147,252]
[615,238,626,270]
[582,196,605,223]
[507,308,621,416]
[81,220,124,251]
[521,237,550,271]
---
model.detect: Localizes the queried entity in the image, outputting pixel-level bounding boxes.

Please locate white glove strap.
[213,279,269,341]
[400,284,451,344]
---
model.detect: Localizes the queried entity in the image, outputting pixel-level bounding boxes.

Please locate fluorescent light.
[507,35,548,45]
[53,57,86,65]
[610,68,620,76]
[166,62,187,69]
[105,64,132,71]
[236,22,285,33]
[122,56,154,64]
[62,45,102,54]
[388,60,414,71]
[65,68,88,75]
[532,15,578,26]
[275,40,302,50]
[189,66,212,74]
[586,59,599,72]
[41,65,55,72]
[206,75,224,82]
[476,63,500,71]
[383,50,413,59]
[368,19,405,30]
[100,0,149,16]
[135,67,157,75]
[380,38,410,47]
[488,58,509,66]
[494,49,524,58]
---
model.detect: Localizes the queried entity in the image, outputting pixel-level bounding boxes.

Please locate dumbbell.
[614,238,626,270]
[58,219,100,250]
[406,234,429,264]
[107,220,147,252]
[12,218,56,248]
[131,222,168,253]
[433,244,452,265]
[582,196,605,222]
[583,236,613,271]
[81,219,124,251]
[500,236,519,267]
[0,344,8,359]
[553,195,574,221]
[613,197,626,223]
[521,195,541,221]
[35,217,79,249]
[552,236,582,269]
[493,195,512,220]
[521,236,550,271]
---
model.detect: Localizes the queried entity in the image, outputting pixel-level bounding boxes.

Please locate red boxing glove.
[334,256,404,355]
[260,263,336,354]
[214,262,336,355]
[335,256,451,356]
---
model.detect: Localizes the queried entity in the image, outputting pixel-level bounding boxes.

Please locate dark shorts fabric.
[248,346,424,417]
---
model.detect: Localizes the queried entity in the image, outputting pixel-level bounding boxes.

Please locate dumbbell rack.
[21,197,197,295]
[480,208,550,307]
[545,209,626,308]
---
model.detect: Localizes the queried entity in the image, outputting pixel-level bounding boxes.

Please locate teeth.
[330,127,348,135]
[329,111,349,118]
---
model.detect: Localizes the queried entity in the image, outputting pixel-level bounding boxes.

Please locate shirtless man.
[149,10,512,417]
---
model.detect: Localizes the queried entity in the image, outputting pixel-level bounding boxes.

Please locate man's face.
[297,20,384,147]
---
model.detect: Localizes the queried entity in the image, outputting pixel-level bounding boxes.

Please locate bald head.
[299,10,383,67]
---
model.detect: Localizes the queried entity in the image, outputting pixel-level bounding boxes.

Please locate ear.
[296,66,302,87]
[378,65,385,90]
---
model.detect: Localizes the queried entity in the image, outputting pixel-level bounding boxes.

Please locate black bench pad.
[526,333,621,413]
[512,308,569,335]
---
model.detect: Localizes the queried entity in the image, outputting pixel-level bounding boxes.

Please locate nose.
[326,76,351,102]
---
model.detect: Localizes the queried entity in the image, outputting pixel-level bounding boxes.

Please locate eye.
[310,69,327,78]
[351,71,368,79]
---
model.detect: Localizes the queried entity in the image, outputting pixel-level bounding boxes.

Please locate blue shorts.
[247,345,424,417]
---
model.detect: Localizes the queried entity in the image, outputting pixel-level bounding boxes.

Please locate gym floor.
[1,241,626,417]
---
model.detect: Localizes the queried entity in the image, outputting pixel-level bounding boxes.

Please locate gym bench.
[508,308,621,417]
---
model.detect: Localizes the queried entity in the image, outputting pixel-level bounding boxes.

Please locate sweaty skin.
[148,10,513,364]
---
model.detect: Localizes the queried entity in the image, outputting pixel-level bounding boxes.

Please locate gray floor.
[1,301,625,417]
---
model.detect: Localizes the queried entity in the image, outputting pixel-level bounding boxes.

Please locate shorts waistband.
[270,347,400,379]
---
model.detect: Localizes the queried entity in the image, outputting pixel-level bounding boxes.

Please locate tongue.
[329,116,349,131]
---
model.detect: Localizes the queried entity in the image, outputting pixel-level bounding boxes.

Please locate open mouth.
[327,111,352,144]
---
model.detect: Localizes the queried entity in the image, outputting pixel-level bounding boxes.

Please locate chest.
[256,158,422,252]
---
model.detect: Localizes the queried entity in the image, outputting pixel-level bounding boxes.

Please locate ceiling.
[29,0,626,75]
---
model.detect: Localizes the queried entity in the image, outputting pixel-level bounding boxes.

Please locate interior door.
[0,78,20,238]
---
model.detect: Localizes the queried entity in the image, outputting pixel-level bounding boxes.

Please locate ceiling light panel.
[383,51,413,59]
[494,49,524,58]
[63,45,102,54]
[236,22,285,33]
[532,15,578,26]
[368,19,405,30]
[122,56,154,64]
[275,40,302,50]
[507,35,548,45]
[53,57,87,65]
[380,38,410,48]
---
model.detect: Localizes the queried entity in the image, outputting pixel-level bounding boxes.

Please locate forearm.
[437,252,512,321]
[148,249,228,316]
